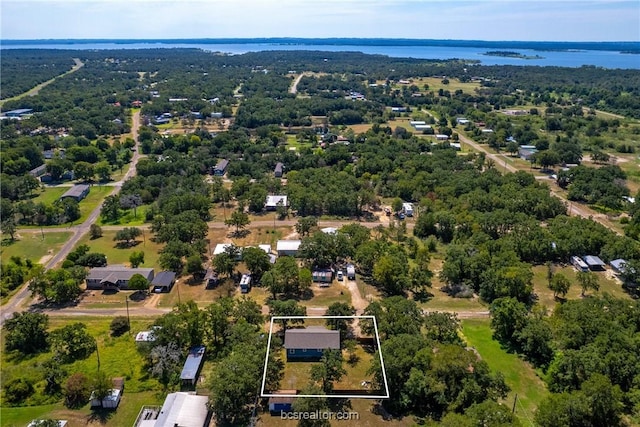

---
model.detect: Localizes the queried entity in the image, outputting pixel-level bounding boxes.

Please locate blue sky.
[1,0,639,41]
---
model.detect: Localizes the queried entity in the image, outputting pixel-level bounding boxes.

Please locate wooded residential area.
[1,48,640,427]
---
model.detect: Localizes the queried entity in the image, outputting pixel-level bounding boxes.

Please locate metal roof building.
[180,346,206,386]
[60,184,90,202]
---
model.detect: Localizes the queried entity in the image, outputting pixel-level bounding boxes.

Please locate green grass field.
[461,319,547,425]
[0,316,164,426]
[0,232,71,265]
[74,229,162,269]
[97,204,150,227]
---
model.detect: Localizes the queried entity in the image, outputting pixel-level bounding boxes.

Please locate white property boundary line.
[260,315,390,399]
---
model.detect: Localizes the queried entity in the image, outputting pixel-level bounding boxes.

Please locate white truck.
[346,264,356,280]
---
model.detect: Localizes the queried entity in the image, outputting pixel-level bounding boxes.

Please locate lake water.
[2,42,639,69]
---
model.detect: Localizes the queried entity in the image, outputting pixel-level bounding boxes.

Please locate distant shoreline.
[2,38,639,53]
[482,50,544,60]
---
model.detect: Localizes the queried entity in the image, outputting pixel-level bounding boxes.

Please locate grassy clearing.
[461,318,547,425]
[74,229,162,269]
[299,283,351,309]
[28,187,68,206]
[0,316,163,426]
[389,76,480,94]
[285,134,313,151]
[0,232,71,264]
[532,264,632,311]
[76,185,113,223]
[97,204,150,227]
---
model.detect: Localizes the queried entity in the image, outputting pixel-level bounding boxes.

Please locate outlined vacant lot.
[261,315,390,399]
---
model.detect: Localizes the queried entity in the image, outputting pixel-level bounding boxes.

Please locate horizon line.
[2,37,638,44]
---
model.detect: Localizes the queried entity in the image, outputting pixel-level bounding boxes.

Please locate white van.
[337,271,344,281]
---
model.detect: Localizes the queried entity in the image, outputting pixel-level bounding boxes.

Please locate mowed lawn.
[461,319,548,425]
[0,232,71,264]
[75,229,162,269]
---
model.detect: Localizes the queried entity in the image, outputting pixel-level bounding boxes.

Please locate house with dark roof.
[151,271,176,293]
[60,184,90,202]
[212,159,229,176]
[86,266,154,290]
[29,164,47,178]
[180,346,206,386]
[284,327,340,360]
[274,162,284,178]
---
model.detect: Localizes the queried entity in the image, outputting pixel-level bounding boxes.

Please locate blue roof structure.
[610,259,627,273]
[180,346,205,383]
[583,255,606,267]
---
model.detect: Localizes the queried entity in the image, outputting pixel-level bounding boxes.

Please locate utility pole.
[512,393,518,414]
[125,295,131,335]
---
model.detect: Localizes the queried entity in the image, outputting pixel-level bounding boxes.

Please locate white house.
[265,195,288,210]
[276,240,302,257]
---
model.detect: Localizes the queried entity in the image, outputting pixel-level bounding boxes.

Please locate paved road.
[1,111,142,324]
[0,58,84,107]
[457,131,622,234]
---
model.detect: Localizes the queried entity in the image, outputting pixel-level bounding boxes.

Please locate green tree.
[110,316,130,337]
[3,311,49,354]
[310,349,347,393]
[94,161,111,182]
[185,254,204,276]
[423,312,463,345]
[372,250,410,295]
[92,370,113,407]
[149,342,182,389]
[4,377,34,404]
[291,384,331,427]
[576,271,599,296]
[549,272,571,298]
[268,299,306,332]
[242,246,271,281]
[295,216,318,236]
[64,373,91,408]
[271,255,300,296]
[50,323,96,363]
[362,297,422,339]
[74,161,94,181]
[129,250,145,268]
[325,302,355,340]
[1,217,17,241]
[89,223,103,239]
[113,227,142,246]
[41,357,66,395]
[225,209,250,235]
[101,195,120,222]
[128,273,149,293]
[490,297,528,346]
[213,252,237,279]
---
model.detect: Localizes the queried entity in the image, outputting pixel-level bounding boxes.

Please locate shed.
[284,327,340,360]
[435,134,449,141]
[268,391,297,414]
[90,388,121,409]
[583,255,606,271]
[60,184,90,202]
[610,259,627,274]
[414,124,432,131]
[321,227,337,235]
[180,346,206,386]
[258,244,272,254]
[29,164,47,178]
[213,243,240,259]
[151,271,176,293]
[274,162,284,178]
[213,159,229,176]
[276,240,302,257]
[410,120,426,126]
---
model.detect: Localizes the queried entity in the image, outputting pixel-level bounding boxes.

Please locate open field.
[97,204,150,227]
[0,232,71,265]
[531,264,632,310]
[75,229,162,269]
[389,76,481,94]
[28,187,67,206]
[0,316,164,426]
[461,318,548,425]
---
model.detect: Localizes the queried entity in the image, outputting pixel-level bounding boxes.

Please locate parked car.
[337,271,344,281]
